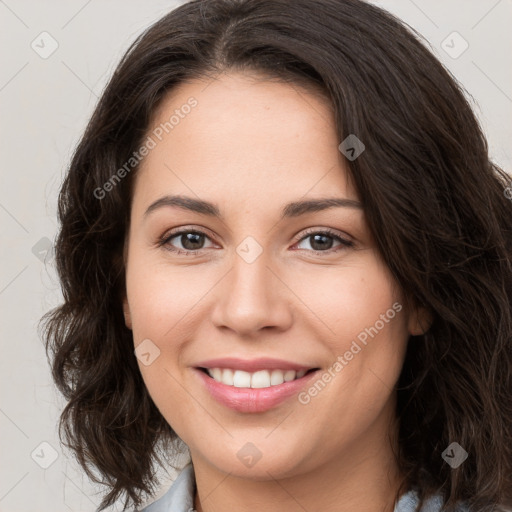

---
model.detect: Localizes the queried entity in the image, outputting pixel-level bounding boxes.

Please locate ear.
[123,297,132,330]
[408,305,433,336]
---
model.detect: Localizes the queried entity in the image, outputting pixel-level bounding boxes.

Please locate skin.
[123,71,429,512]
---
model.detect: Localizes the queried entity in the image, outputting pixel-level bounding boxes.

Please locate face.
[123,71,425,481]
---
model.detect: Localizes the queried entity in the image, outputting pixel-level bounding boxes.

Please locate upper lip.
[194,357,318,373]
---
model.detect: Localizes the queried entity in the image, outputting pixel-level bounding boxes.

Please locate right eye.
[159,228,216,256]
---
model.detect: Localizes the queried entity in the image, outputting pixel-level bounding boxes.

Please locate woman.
[43,0,512,511]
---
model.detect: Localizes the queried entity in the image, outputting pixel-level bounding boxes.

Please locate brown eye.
[295,228,354,254]
[160,229,215,255]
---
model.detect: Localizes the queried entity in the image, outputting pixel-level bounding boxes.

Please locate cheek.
[292,255,408,409]
[125,248,212,341]
[125,247,206,423]
[124,243,219,409]
[289,253,405,346]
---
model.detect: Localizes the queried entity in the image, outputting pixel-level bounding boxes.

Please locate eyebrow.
[144,194,363,221]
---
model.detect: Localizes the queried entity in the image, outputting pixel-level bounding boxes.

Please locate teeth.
[270,369,284,386]
[250,370,270,388]
[206,368,310,388]
[233,370,251,388]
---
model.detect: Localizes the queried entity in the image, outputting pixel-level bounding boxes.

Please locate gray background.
[1,1,511,511]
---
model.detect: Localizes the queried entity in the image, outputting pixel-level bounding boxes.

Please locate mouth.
[196,366,320,389]
[193,360,321,413]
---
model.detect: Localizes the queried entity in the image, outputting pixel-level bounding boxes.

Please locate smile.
[201,367,314,388]
[193,358,321,413]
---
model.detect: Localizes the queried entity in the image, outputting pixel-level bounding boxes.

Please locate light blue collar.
[142,463,195,512]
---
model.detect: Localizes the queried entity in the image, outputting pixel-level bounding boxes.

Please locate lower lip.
[194,368,319,413]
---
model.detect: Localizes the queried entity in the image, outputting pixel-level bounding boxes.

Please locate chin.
[196,441,311,481]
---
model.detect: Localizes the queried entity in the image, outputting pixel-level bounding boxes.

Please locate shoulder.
[140,463,196,512]
[395,489,470,512]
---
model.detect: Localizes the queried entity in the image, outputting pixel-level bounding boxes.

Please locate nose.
[211,246,294,337]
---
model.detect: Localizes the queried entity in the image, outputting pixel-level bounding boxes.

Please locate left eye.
[295,230,353,252]
[159,228,353,255]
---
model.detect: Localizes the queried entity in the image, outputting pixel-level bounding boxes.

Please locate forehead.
[132,72,358,214]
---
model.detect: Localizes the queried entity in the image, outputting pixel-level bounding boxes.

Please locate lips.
[193,357,321,413]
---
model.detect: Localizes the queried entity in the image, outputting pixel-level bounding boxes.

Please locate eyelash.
[157,226,354,257]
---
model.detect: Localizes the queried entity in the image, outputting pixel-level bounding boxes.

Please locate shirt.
[140,463,470,512]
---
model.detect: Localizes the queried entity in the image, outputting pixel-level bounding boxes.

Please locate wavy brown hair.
[42,0,512,510]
